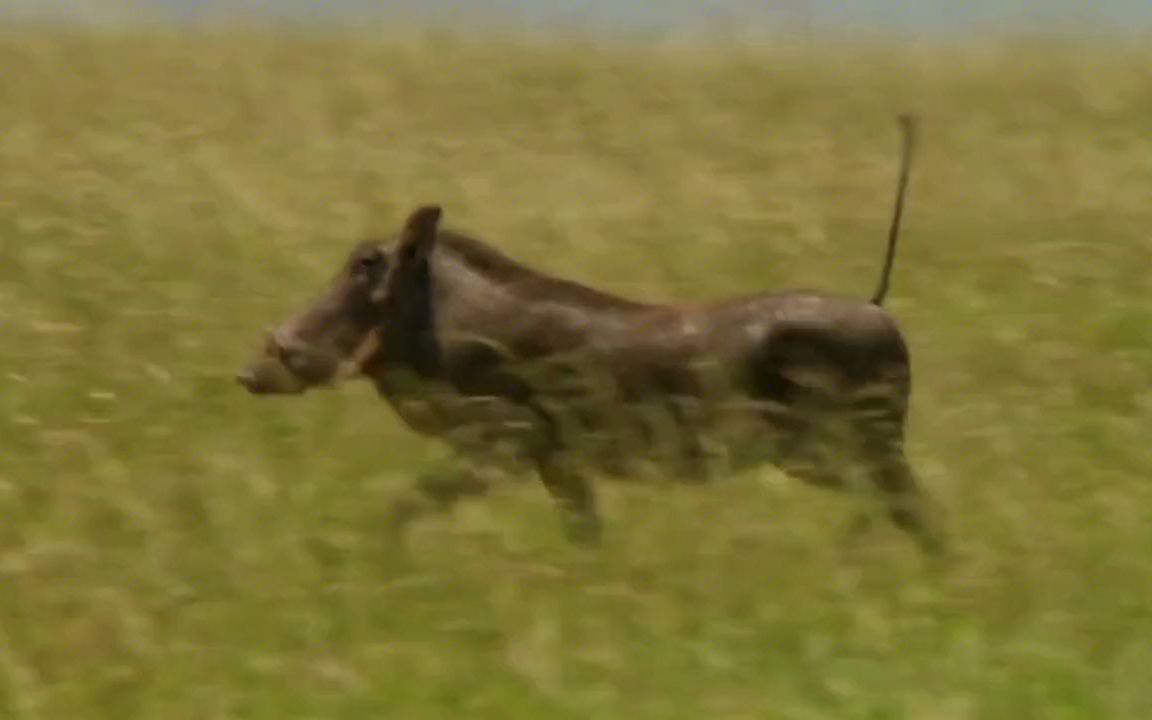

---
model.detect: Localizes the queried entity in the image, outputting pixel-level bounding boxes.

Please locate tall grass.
[1,26,1151,719]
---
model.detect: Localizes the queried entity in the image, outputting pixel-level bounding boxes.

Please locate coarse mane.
[435,229,653,312]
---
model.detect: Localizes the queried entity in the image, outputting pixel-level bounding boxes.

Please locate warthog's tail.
[870,114,918,307]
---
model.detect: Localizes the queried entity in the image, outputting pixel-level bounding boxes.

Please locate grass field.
[1,26,1151,719]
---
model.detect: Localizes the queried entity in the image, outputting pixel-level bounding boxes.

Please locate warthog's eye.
[352,252,385,275]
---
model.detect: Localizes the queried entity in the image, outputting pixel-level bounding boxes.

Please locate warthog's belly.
[407,388,839,484]
[377,348,890,488]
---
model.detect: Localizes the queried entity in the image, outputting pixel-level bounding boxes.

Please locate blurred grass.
[1,26,1151,719]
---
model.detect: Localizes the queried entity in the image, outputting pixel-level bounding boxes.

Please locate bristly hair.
[434,229,652,312]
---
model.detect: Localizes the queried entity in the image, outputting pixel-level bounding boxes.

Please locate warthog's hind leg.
[769,408,946,558]
[865,443,946,557]
[856,413,947,557]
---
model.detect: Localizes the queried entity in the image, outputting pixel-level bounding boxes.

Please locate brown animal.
[238,116,944,554]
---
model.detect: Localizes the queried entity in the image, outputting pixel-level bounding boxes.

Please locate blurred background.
[6,0,1152,35]
[1,2,1150,719]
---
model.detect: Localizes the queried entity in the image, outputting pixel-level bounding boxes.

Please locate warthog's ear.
[372,204,442,304]
[397,204,442,264]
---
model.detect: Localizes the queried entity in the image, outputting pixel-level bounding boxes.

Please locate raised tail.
[870,114,918,307]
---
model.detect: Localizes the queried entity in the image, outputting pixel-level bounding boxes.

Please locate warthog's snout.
[235,368,260,392]
[235,357,309,395]
[236,366,286,395]
[237,333,319,396]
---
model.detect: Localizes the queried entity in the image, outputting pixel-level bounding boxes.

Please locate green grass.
[2,26,1152,719]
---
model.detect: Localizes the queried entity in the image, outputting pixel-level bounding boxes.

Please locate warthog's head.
[237,205,442,395]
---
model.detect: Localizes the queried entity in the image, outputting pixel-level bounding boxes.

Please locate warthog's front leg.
[536,457,602,547]
[386,462,493,535]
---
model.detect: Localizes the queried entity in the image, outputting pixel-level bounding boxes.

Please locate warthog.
[238,117,944,554]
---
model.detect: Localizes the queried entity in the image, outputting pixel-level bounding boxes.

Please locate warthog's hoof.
[562,514,603,548]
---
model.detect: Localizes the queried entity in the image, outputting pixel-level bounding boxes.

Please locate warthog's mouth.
[237,343,374,396]
[236,358,310,395]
